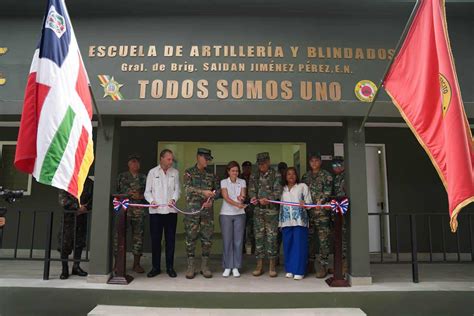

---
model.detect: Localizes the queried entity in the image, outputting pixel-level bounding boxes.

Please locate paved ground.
[0,252,473,293]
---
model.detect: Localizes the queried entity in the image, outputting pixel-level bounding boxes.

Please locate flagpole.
[88,86,110,140]
[356,0,422,134]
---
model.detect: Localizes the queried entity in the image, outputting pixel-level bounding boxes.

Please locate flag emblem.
[45,6,67,38]
[354,80,377,102]
[439,73,451,116]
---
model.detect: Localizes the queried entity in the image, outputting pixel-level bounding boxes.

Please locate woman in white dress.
[279,167,312,280]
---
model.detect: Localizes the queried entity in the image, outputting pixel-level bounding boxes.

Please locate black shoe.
[166,268,177,278]
[60,261,69,280]
[147,268,161,278]
[71,264,88,277]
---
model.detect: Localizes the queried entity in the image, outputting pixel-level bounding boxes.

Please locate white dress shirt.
[144,165,180,214]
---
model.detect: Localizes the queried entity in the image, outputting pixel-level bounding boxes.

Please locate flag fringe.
[387,89,474,233]
[450,196,474,233]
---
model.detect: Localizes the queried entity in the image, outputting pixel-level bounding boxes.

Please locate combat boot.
[133,254,145,273]
[185,257,195,279]
[60,256,69,280]
[269,258,278,277]
[252,258,264,276]
[71,248,87,277]
[307,259,315,274]
[316,264,328,278]
[200,256,212,278]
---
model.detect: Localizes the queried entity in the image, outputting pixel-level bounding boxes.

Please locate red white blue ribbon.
[265,198,349,214]
[267,200,332,209]
[112,196,213,215]
[330,198,349,214]
[113,198,130,212]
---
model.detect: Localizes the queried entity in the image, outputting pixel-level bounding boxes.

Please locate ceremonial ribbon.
[113,193,215,215]
[263,198,349,214]
[330,198,349,214]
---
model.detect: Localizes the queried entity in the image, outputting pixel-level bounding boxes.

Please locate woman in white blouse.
[279,167,312,280]
[219,161,247,277]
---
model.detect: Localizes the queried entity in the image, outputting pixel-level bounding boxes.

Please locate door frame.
[334,143,391,253]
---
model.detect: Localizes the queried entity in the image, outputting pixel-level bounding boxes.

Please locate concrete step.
[88,306,366,316]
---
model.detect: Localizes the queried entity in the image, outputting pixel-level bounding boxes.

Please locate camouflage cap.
[256,152,270,163]
[127,153,141,161]
[308,152,322,160]
[197,148,213,161]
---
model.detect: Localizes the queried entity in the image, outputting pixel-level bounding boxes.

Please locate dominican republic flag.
[15,0,94,199]
[384,0,474,232]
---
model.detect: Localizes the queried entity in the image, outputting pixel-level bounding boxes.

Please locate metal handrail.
[0,209,91,280]
[368,211,474,283]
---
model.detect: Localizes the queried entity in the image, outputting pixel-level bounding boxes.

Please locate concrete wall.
[1,11,473,118]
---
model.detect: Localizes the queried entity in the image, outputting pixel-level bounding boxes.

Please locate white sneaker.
[222,269,231,277]
[293,275,304,280]
[232,268,241,277]
[285,272,294,278]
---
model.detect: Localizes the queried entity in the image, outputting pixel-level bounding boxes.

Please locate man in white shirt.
[144,149,180,278]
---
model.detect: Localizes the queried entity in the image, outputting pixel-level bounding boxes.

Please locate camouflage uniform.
[183,165,220,258]
[114,171,147,256]
[302,169,333,266]
[333,170,348,259]
[248,168,283,259]
[242,173,255,251]
[57,177,94,257]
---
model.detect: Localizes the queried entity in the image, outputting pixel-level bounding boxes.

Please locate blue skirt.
[282,226,308,275]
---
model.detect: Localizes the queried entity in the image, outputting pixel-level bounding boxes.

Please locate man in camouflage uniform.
[302,152,333,278]
[241,161,255,255]
[331,156,348,274]
[58,177,94,280]
[248,152,283,277]
[115,153,147,273]
[183,148,220,279]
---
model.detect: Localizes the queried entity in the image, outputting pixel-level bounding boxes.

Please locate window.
[0,142,32,195]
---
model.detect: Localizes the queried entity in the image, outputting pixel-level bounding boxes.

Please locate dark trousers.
[149,213,177,270]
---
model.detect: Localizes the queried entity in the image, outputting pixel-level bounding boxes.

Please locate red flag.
[384,0,474,232]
